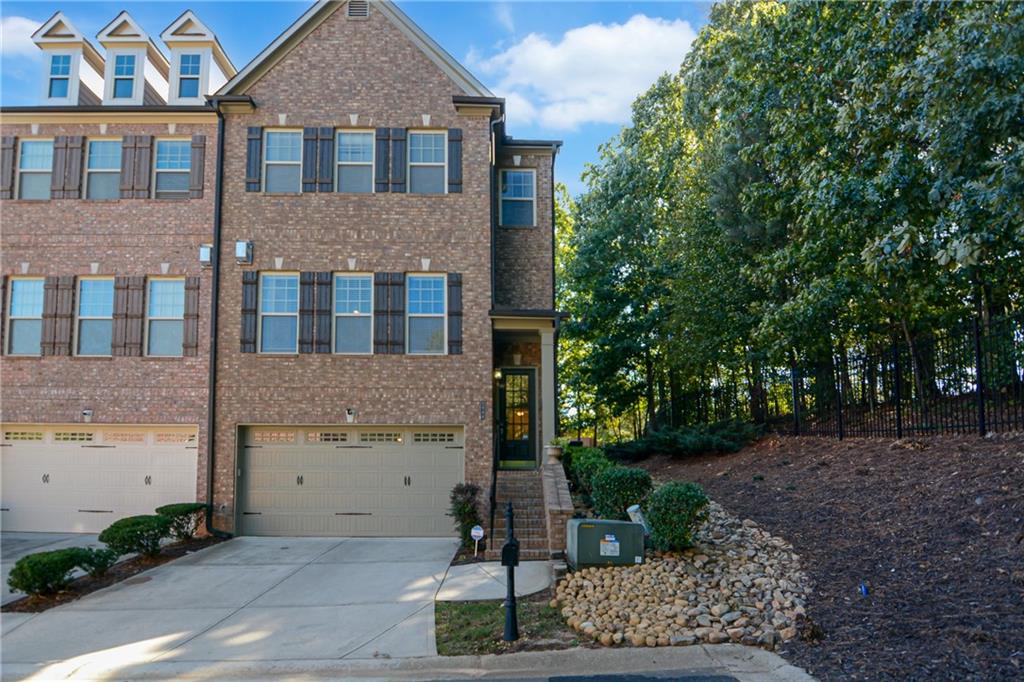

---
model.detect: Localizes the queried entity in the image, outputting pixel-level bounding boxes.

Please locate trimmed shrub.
[646,482,710,551]
[608,421,762,462]
[99,515,172,558]
[449,483,483,548]
[591,467,653,520]
[7,548,85,595]
[77,548,119,578]
[569,447,614,495]
[155,502,208,541]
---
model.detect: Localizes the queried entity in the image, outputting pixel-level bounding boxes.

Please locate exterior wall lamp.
[235,240,254,265]
[198,244,213,267]
[493,368,503,381]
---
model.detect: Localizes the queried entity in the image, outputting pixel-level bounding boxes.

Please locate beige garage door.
[240,426,464,537]
[0,426,199,533]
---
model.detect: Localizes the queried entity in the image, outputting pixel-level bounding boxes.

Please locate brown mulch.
[2,536,224,613]
[637,434,1024,681]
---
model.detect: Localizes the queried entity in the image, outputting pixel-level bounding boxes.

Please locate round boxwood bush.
[7,548,86,595]
[646,481,710,551]
[591,467,653,520]
[570,448,615,495]
[99,515,172,558]
[155,502,208,541]
[77,547,119,578]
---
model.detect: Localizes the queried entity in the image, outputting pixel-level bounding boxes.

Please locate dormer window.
[112,54,136,99]
[177,54,201,98]
[48,55,71,98]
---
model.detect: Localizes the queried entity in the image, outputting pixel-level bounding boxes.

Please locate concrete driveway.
[2,533,103,606]
[1,536,459,681]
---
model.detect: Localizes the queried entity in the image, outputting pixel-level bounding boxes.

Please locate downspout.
[487,113,504,549]
[550,150,560,437]
[204,105,231,539]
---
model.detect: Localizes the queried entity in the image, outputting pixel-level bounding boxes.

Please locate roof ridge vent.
[347,0,370,19]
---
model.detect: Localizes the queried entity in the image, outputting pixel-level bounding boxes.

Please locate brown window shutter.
[447,272,463,354]
[124,277,146,356]
[189,135,206,199]
[373,272,389,354]
[240,271,258,352]
[0,136,16,199]
[53,276,76,356]
[301,127,318,193]
[447,129,462,193]
[112,276,130,356]
[120,135,137,198]
[299,271,315,353]
[317,127,334,192]
[63,136,85,199]
[374,128,390,193]
[245,127,262,192]
[41,276,59,355]
[388,272,405,354]
[389,128,407,193]
[133,135,153,199]
[183,276,200,356]
[51,136,69,199]
[314,271,332,353]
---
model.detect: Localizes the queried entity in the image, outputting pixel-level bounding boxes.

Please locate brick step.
[484,548,550,561]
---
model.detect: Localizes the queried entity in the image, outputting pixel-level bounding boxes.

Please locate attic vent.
[347,0,370,19]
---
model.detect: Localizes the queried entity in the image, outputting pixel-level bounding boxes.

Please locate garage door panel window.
[8,277,44,355]
[334,274,372,353]
[260,274,299,353]
[407,275,446,354]
[147,278,185,357]
[77,278,114,356]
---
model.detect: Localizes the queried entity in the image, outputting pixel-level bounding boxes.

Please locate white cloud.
[471,15,696,131]
[1,16,43,60]
[493,3,515,34]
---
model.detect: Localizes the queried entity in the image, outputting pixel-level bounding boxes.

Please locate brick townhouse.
[1,1,562,556]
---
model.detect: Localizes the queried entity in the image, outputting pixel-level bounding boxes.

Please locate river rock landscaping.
[553,500,811,650]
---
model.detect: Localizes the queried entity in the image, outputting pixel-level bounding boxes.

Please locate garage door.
[240,426,464,537]
[0,426,199,533]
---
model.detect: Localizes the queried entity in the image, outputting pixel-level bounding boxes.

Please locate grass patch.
[435,590,577,656]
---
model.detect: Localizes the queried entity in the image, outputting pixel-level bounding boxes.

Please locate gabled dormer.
[160,11,236,105]
[96,12,170,106]
[31,12,104,105]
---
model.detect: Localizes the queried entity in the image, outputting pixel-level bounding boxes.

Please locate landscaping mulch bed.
[638,434,1024,681]
[2,536,223,613]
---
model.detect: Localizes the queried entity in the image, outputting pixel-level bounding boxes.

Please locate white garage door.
[0,426,199,533]
[240,426,464,537]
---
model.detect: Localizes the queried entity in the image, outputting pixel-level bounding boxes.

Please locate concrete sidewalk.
[436,561,552,601]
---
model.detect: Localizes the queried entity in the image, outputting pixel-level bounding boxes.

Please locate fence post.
[892,340,903,439]
[973,317,987,436]
[791,365,801,436]
[835,357,844,440]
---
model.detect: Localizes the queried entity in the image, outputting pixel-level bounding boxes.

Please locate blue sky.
[0,1,710,196]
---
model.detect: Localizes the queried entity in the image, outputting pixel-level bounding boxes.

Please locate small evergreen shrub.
[155,502,208,541]
[647,481,710,550]
[449,483,483,548]
[7,548,84,595]
[99,515,172,557]
[591,467,653,520]
[608,421,762,461]
[569,447,615,495]
[77,548,119,578]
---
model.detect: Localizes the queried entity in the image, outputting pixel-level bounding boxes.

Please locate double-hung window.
[17,140,53,200]
[407,275,446,354]
[259,274,299,353]
[333,274,372,353]
[147,279,184,357]
[113,55,135,99]
[178,54,201,99]
[7,278,44,355]
[48,55,71,98]
[263,131,301,193]
[336,131,373,193]
[86,140,122,200]
[500,169,536,226]
[77,278,114,356]
[408,132,446,194]
[153,139,191,199]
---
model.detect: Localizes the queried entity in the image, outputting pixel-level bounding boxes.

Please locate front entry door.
[499,368,536,465]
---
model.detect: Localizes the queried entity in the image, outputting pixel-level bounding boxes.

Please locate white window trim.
[75,276,114,357]
[257,272,300,354]
[43,51,78,105]
[16,139,54,201]
[168,48,210,105]
[406,273,447,356]
[151,137,192,200]
[499,168,537,227]
[407,129,447,195]
[332,272,373,355]
[103,49,145,105]
[335,129,375,194]
[262,129,303,195]
[144,276,185,357]
[85,138,122,201]
[6,276,44,356]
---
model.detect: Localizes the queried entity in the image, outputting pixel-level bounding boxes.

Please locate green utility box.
[566,518,645,569]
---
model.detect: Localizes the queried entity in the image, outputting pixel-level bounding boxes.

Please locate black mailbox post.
[501,501,519,642]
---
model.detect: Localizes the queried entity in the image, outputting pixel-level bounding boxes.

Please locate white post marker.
[471,525,485,558]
